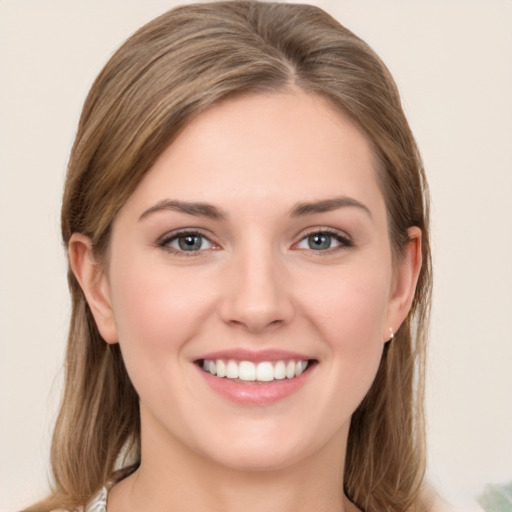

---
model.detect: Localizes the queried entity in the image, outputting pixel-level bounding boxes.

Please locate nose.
[219,245,295,333]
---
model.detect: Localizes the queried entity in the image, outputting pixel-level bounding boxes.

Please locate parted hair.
[25,2,431,511]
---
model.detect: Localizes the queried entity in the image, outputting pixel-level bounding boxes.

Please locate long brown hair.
[26,2,431,511]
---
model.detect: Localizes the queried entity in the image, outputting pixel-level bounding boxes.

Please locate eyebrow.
[290,197,372,219]
[139,196,372,222]
[139,199,226,221]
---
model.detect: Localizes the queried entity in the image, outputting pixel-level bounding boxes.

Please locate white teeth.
[274,361,286,380]
[202,359,310,382]
[216,359,226,378]
[295,360,307,376]
[256,362,274,382]
[226,360,239,379]
[239,361,256,381]
[286,361,295,379]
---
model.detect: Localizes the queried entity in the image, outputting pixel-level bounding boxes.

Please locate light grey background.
[1,1,511,511]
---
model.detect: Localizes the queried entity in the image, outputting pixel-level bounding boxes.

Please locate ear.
[68,233,118,344]
[385,227,423,340]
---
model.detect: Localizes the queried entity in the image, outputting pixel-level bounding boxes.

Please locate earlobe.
[386,227,423,339]
[68,233,118,344]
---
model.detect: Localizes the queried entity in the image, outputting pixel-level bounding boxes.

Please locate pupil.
[179,234,201,251]
[308,233,331,250]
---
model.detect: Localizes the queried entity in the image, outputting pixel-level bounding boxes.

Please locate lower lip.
[196,364,315,406]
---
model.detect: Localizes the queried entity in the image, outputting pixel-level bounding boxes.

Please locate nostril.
[225,316,288,333]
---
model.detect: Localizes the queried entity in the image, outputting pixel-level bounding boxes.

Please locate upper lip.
[195,348,314,363]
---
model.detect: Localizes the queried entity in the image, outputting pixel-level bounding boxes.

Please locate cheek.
[303,265,390,343]
[299,266,390,403]
[107,261,213,376]
[106,265,220,430]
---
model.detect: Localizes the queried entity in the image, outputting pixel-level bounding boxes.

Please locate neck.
[108,417,356,512]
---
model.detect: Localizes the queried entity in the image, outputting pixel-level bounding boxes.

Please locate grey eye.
[295,231,349,251]
[165,233,213,252]
[306,233,333,250]
[178,234,203,251]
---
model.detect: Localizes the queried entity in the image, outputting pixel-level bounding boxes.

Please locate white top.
[84,487,108,512]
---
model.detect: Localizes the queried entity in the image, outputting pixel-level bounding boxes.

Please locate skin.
[70,89,422,512]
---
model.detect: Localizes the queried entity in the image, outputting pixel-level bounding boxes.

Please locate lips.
[194,349,317,405]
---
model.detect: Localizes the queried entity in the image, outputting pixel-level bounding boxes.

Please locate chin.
[190,418,340,473]
[202,442,308,473]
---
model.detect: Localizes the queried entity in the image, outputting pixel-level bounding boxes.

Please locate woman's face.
[77,90,419,472]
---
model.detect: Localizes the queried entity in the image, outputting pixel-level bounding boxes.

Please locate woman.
[25,2,432,511]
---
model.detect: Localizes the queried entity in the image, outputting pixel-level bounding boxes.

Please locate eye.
[159,231,215,253]
[295,230,351,251]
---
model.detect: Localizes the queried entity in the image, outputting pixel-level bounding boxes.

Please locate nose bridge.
[220,234,294,332]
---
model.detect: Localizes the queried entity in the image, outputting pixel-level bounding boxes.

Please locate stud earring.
[389,327,394,342]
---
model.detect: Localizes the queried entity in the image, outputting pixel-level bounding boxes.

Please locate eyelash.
[157,230,217,256]
[294,228,353,253]
[156,228,353,256]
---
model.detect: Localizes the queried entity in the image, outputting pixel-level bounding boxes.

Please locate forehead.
[120,90,386,220]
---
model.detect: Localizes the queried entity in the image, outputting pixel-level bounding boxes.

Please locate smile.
[201,359,310,382]
[194,349,317,405]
